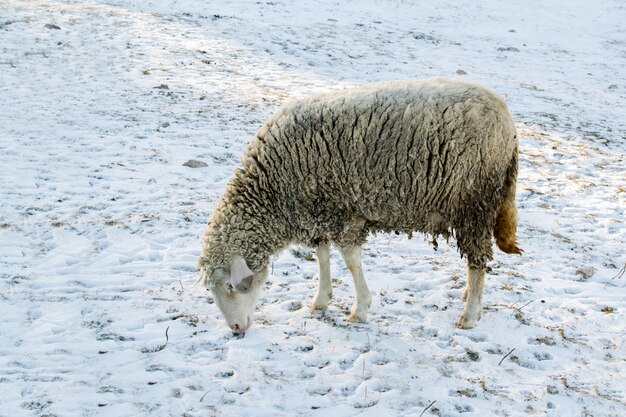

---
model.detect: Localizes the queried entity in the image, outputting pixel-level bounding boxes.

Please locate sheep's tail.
[494,151,523,255]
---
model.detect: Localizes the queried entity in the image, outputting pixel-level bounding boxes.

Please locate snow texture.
[1,1,624,416]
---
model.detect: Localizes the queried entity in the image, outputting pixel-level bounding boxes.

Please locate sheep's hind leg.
[457,261,485,329]
[311,242,332,313]
[339,245,372,322]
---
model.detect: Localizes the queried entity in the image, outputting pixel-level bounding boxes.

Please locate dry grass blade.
[141,326,170,353]
[498,348,516,366]
[200,389,211,402]
[419,400,436,417]
[611,263,625,280]
[513,300,533,312]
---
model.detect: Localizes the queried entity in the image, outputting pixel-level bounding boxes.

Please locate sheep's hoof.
[456,312,478,329]
[310,303,328,314]
[347,309,367,323]
[310,293,332,313]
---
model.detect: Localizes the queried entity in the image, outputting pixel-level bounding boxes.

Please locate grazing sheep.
[198,77,522,334]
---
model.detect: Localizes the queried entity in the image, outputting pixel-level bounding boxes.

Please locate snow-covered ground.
[1,0,624,416]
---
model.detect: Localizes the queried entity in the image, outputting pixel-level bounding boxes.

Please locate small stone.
[575,265,596,279]
[546,385,558,395]
[154,84,170,89]
[456,69,467,75]
[497,46,520,52]
[608,84,618,89]
[44,23,61,30]
[183,159,208,168]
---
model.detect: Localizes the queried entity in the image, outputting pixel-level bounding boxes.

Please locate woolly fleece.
[199,77,519,276]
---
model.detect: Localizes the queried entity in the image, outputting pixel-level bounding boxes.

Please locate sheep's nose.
[230,317,251,337]
[231,323,246,337]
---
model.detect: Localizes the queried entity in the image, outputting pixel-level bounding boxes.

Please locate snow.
[1,0,624,416]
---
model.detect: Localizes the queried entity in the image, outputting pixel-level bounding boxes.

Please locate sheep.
[198,76,522,334]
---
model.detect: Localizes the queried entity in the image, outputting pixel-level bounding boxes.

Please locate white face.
[204,261,267,335]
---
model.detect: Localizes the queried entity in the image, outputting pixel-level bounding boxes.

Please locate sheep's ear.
[230,256,254,293]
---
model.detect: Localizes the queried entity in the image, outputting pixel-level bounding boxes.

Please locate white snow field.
[1,0,625,416]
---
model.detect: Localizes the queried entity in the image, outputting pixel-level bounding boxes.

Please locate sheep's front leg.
[456,263,485,329]
[311,243,332,312]
[339,245,372,322]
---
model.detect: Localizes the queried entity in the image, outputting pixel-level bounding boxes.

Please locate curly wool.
[199,77,518,274]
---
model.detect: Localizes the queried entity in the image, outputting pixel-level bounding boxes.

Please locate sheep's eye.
[226,282,234,292]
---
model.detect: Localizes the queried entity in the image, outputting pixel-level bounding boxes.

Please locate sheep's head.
[201,256,267,335]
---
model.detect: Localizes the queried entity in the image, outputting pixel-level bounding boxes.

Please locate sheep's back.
[245,78,517,243]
